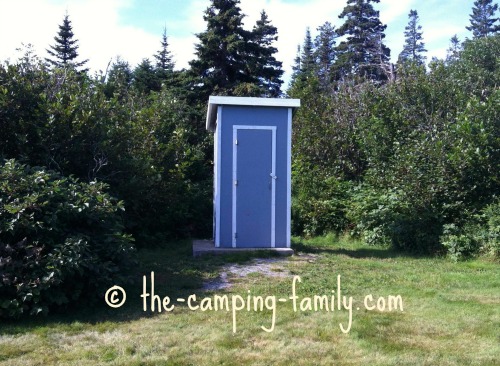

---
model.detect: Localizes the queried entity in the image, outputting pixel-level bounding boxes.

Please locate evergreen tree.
[133,58,160,94]
[398,10,427,65]
[301,28,315,75]
[45,13,88,71]
[466,0,499,38]
[289,28,315,88]
[104,57,133,98]
[314,22,338,86]
[446,35,463,63]
[290,28,320,89]
[246,10,283,97]
[291,44,302,83]
[334,0,390,83]
[189,0,249,98]
[154,27,175,73]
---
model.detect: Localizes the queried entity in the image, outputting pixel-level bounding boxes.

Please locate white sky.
[0,0,475,86]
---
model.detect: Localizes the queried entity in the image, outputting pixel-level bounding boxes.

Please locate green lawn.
[1,236,499,365]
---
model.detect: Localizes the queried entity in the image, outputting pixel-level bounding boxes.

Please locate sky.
[0,0,476,87]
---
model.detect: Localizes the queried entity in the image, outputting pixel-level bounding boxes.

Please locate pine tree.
[154,27,175,73]
[45,13,88,71]
[314,22,337,86]
[246,10,283,97]
[334,0,390,83]
[466,0,499,38]
[398,10,427,65]
[189,0,249,98]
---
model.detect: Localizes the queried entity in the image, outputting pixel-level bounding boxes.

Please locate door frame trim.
[232,125,277,248]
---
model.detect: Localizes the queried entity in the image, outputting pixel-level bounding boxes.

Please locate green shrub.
[482,200,500,257]
[348,185,445,253]
[347,185,396,246]
[0,159,135,318]
[292,165,351,237]
[441,223,480,261]
[440,199,500,260]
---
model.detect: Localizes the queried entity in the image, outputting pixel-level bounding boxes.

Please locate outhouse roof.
[206,96,301,131]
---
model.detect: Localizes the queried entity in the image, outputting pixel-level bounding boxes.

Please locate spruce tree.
[334,0,390,83]
[246,10,283,97]
[46,13,88,71]
[133,58,160,94]
[104,57,133,98]
[289,28,315,87]
[300,28,315,75]
[398,10,427,65]
[314,22,337,86]
[291,44,303,83]
[466,0,499,38]
[189,0,249,98]
[154,27,175,73]
[446,35,462,63]
[289,28,318,88]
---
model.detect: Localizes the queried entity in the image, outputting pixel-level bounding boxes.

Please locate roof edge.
[206,96,301,131]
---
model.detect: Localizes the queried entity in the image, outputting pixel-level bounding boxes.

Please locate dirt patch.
[202,258,291,291]
[202,251,321,291]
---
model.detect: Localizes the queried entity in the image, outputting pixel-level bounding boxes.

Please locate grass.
[1,235,499,365]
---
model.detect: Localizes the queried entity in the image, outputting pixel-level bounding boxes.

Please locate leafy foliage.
[441,199,500,260]
[1,47,212,245]
[1,3,499,324]
[0,160,135,318]
[290,35,500,255]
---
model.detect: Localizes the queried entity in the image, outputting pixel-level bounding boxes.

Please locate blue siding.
[217,105,289,248]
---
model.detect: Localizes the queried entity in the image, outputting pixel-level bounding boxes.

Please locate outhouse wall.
[214,105,291,248]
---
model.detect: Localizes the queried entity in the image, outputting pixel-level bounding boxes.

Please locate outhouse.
[206,96,300,249]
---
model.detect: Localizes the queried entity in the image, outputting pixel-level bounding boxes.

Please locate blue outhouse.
[206,96,300,248]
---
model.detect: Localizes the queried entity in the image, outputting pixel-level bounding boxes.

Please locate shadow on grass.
[1,239,276,336]
[292,239,434,260]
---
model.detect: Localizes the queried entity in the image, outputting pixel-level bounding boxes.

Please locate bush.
[347,185,396,246]
[482,200,500,257]
[440,223,480,261]
[441,199,500,260]
[348,185,444,253]
[441,200,500,260]
[0,159,135,318]
[292,163,352,237]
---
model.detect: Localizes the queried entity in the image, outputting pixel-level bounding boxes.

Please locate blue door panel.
[236,129,272,247]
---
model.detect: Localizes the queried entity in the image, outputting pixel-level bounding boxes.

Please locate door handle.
[270,173,277,180]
